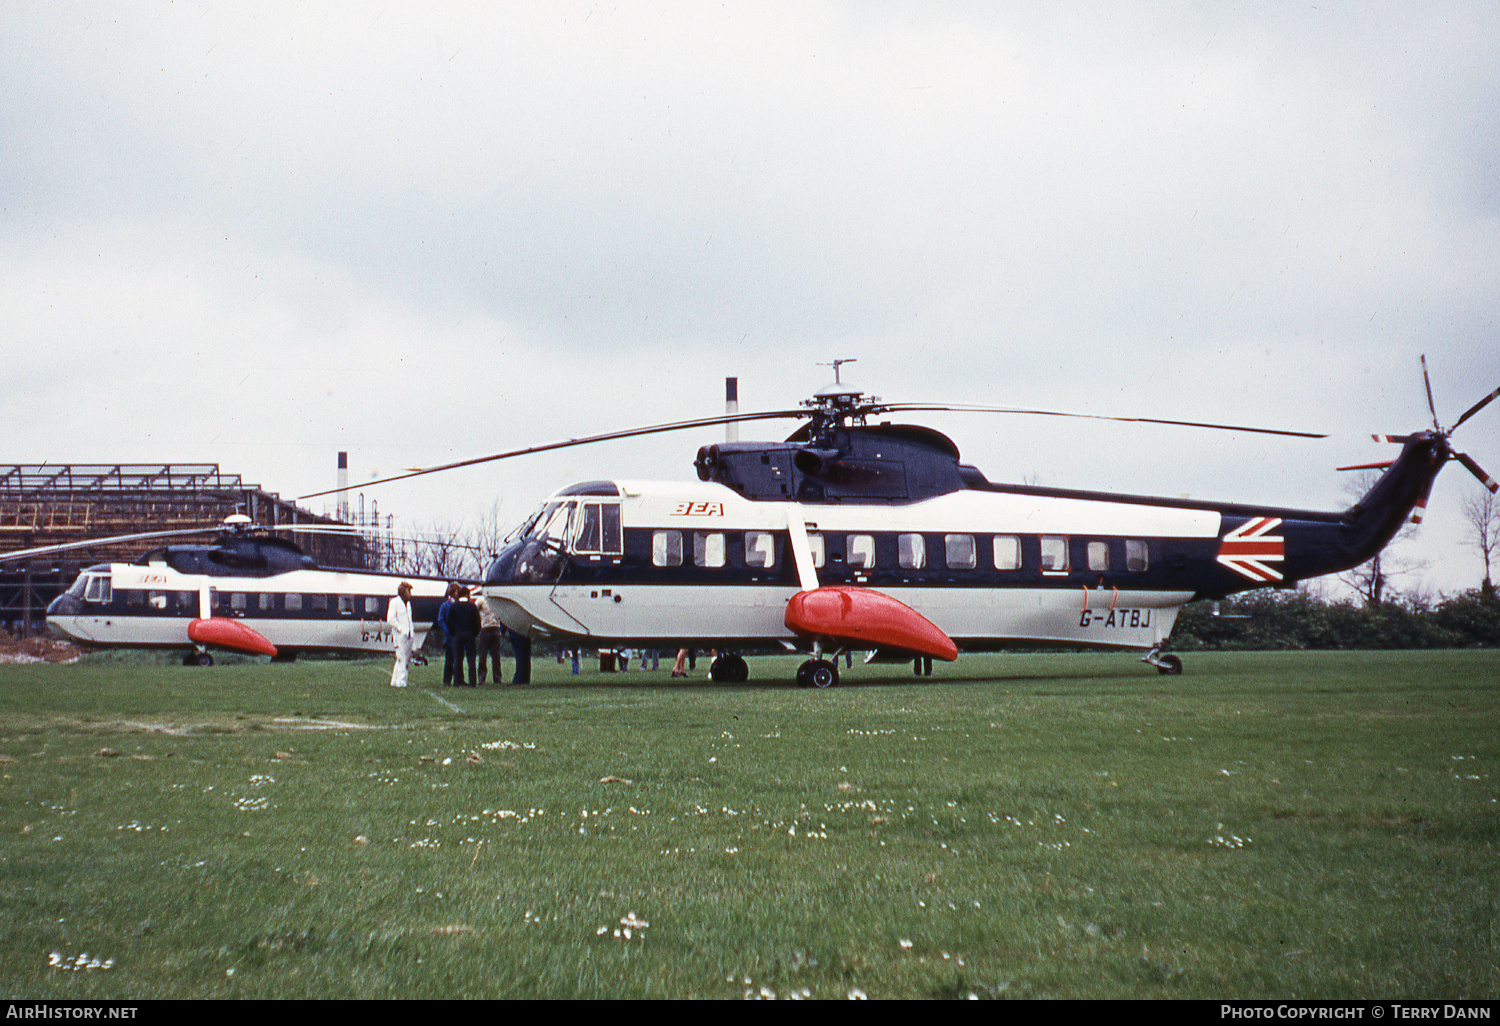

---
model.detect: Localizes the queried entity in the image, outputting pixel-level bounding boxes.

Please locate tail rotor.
[1357,357,1500,522]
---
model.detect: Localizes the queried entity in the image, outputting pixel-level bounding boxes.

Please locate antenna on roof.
[816,358,857,385]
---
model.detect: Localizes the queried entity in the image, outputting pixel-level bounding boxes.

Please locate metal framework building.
[0,464,366,635]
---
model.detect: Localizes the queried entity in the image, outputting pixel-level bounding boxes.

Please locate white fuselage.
[484,480,1219,652]
[49,562,449,654]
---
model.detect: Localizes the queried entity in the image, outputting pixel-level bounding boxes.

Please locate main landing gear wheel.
[184,651,213,667]
[796,659,839,689]
[1156,654,1183,676]
[709,655,749,683]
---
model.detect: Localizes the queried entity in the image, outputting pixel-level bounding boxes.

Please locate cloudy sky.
[4,2,1498,596]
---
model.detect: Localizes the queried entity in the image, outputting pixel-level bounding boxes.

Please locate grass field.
[0,649,1495,999]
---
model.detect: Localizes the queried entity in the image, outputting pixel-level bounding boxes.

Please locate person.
[473,586,504,685]
[672,648,689,678]
[508,628,532,684]
[448,589,480,687]
[436,583,459,686]
[387,581,415,688]
[640,649,658,671]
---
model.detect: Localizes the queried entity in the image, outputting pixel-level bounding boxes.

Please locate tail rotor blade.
[1452,384,1500,431]
[1410,477,1436,524]
[1421,354,1440,430]
[1455,452,1500,494]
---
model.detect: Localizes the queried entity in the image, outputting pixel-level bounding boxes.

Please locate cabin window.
[847,535,875,569]
[310,594,328,612]
[149,591,168,610]
[1040,536,1069,573]
[338,595,355,615]
[898,533,926,570]
[574,502,623,554]
[260,593,274,611]
[693,532,726,569]
[365,596,381,615]
[806,532,826,568]
[1125,539,1149,572]
[230,593,247,611]
[945,534,977,570]
[1087,541,1110,572]
[124,589,144,608]
[652,530,683,567]
[745,531,775,569]
[993,535,1021,570]
[285,593,303,612]
[84,575,112,603]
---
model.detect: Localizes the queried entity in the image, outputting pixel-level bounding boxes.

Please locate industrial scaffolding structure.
[0,463,367,635]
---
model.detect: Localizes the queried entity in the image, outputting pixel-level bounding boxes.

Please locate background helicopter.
[298,361,1498,687]
[0,516,454,665]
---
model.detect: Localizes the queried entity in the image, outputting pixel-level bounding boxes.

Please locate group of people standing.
[386,581,531,689]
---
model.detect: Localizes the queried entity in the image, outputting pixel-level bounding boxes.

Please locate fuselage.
[483,478,1236,652]
[47,558,448,655]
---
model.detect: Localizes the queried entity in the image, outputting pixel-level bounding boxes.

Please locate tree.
[1461,487,1500,600]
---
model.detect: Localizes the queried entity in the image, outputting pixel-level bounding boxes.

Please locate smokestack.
[337,451,349,523]
[726,377,739,443]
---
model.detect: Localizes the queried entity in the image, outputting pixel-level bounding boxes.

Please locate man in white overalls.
[388,581,415,688]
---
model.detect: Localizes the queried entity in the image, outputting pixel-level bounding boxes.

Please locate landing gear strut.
[183,648,213,667]
[1142,646,1182,675]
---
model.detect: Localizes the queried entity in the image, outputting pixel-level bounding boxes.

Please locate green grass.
[0,650,1496,999]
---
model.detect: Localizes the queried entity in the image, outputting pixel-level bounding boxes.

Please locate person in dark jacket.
[436,583,460,686]
[447,589,481,687]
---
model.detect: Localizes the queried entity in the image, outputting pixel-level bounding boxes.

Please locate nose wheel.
[796,659,839,688]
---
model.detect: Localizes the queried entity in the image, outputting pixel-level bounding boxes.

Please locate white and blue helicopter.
[1,517,454,665]
[298,360,1497,688]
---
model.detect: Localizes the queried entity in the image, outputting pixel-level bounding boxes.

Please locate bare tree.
[460,499,511,580]
[1461,487,1499,600]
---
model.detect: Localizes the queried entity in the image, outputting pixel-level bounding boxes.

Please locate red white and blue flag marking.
[1217,517,1285,582]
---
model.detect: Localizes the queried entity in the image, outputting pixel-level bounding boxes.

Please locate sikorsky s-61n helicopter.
[302,359,1498,688]
[0,516,452,665]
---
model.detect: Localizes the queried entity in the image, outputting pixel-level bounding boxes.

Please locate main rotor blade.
[0,527,225,563]
[297,408,807,500]
[1455,452,1499,494]
[871,403,1327,439]
[1452,384,1500,431]
[1421,354,1440,430]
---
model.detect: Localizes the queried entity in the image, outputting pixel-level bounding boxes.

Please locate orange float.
[784,586,957,661]
[187,618,278,658]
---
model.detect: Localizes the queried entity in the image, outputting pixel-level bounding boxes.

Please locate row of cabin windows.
[650,531,1150,573]
[115,590,387,615]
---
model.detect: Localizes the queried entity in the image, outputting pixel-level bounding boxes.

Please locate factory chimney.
[337,452,349,523]
[725,377,739,443]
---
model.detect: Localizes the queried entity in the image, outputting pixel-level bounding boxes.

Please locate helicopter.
[297,359,1497,688]
[0,516,453,665]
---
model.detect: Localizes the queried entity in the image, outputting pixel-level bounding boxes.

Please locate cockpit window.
[572,503,623,555]
[515,502,574,547]
[83,574,112,603]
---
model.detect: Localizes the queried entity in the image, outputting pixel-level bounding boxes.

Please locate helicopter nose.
[47,593,82,618]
